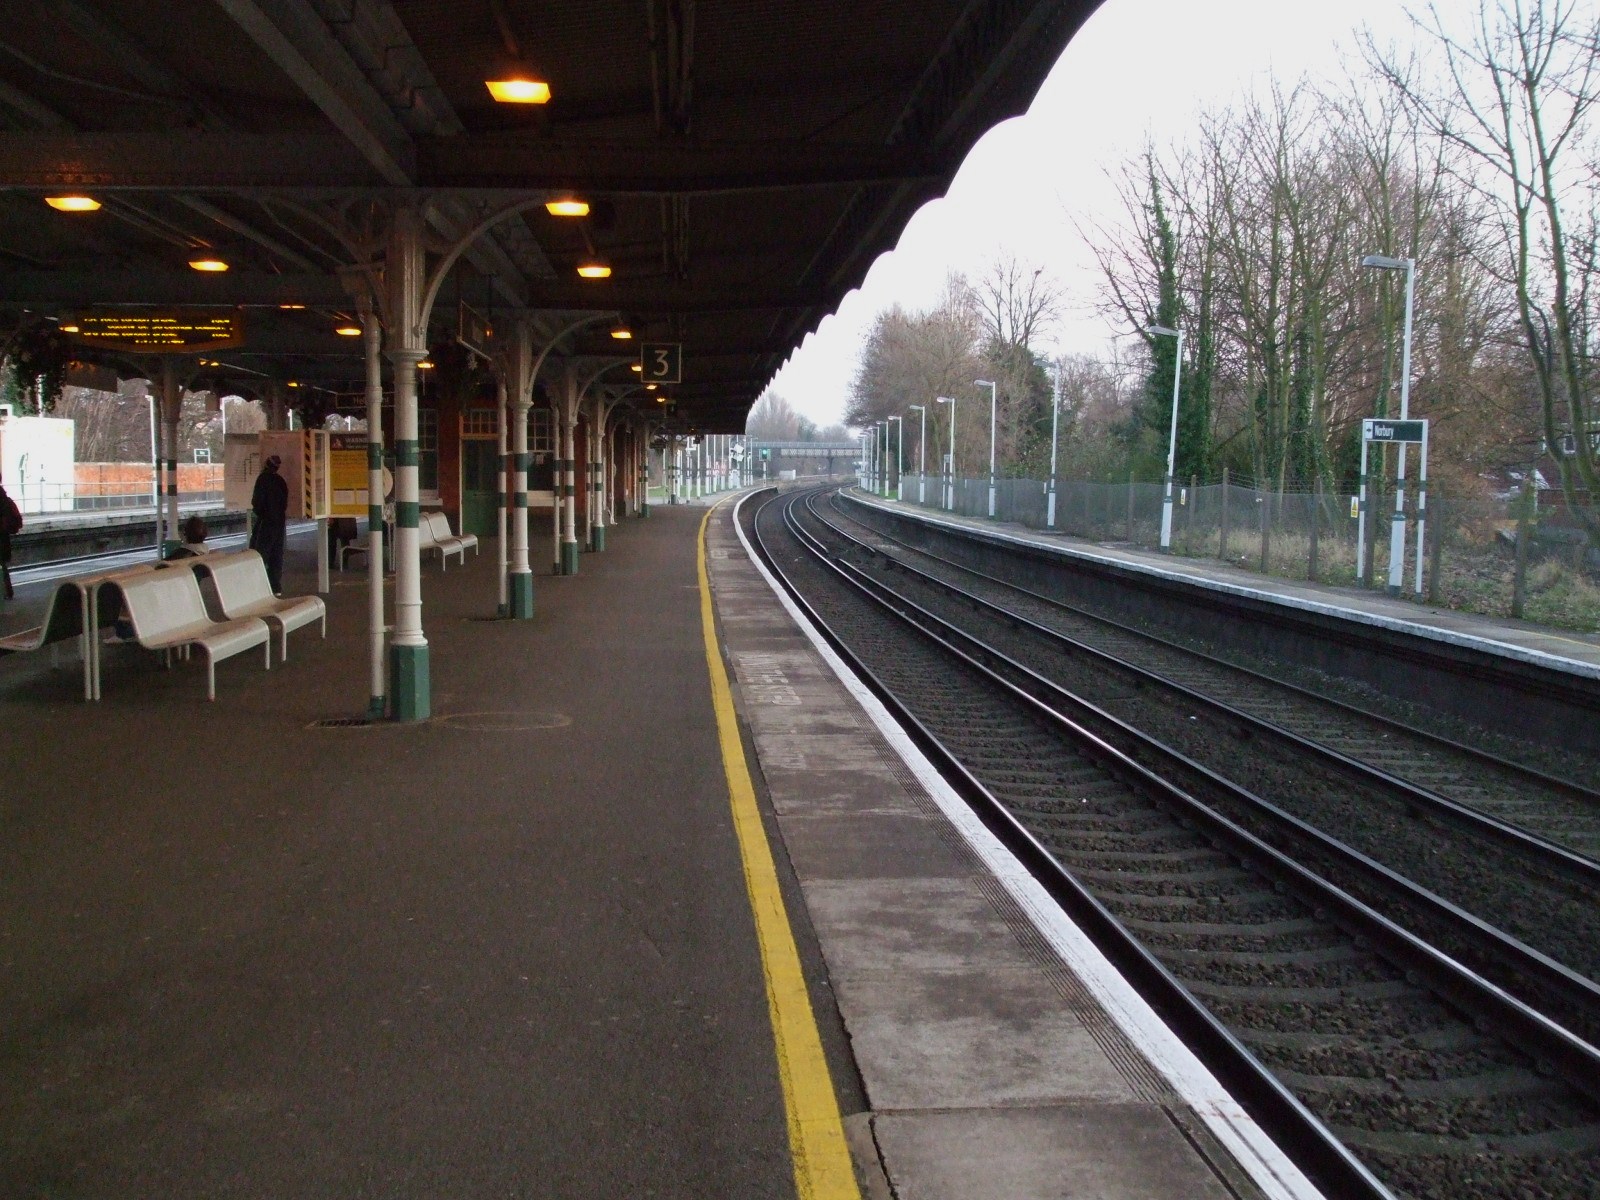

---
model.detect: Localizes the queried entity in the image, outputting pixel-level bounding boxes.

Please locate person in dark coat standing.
[0,480,19,601]
[249,454,289,593]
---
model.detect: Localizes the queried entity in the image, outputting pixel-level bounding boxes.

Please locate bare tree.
[745,391,803,440]
[1371,0,1600,545]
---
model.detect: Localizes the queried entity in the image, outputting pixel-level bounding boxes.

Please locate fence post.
[1219,467,1230,561]
[1259,486,1271,574]
[1512,470,1533,618]
[1309,476,1321,581]
[1126,471,1135,543]
[1186,474,1197,554]
[1428,481,1444,604]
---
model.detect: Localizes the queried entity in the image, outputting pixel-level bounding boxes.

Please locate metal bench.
[0,581,94,697]
[116,569,271,700]
[421,510,477,570]
[200,549,326,663]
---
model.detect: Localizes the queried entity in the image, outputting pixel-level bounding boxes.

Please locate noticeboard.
[68,310,243,354]
[329,432,370,517]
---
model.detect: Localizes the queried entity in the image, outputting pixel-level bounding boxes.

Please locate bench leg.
[264,638,271,671]
[207,649,215,701]
[321,614,327,639]
[279,627,288,662]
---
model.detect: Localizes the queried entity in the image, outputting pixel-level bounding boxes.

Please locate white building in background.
[0,408,77,513]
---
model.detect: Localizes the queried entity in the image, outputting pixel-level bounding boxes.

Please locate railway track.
[746,485,1600,1200]
[818,491,1600,1049]
[835,491,1600,863]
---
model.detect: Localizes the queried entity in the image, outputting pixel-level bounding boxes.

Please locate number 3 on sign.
[640,342,681,383]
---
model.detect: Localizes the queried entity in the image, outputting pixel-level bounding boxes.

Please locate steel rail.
[834,489,1600,816]
[824,491,1600,888]
[796,491,1600,1048]
[777,487,1600,1108]
[747,487,1396,1200]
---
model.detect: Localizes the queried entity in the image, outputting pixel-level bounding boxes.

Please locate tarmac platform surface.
[0,495,1352,1198]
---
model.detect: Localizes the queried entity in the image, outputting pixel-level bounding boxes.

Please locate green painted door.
[461,439,499,538]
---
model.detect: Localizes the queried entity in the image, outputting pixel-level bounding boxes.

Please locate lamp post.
[1046,360,1062,528]
[909,404,926,505]
[1148,324,1184,551]
[974,378,997,517]
[1361,253,1416,595]
[936,395,955,511]
[887,415,902,500]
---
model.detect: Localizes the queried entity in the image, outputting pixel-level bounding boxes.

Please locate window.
[463,408,498,438]
[418,407,438,500]
[529,407,554,455]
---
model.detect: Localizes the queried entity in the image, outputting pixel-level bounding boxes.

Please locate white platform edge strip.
[730,493,1327,1200]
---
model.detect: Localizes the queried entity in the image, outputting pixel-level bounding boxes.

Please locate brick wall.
[75,462,225,497]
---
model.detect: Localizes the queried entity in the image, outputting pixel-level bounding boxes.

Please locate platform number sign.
[640,342,681,383]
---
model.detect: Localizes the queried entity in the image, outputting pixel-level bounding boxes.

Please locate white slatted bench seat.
[200,550,326,662]
[117,569,270,700]
[420,510,477,570]
[0,581,93,696]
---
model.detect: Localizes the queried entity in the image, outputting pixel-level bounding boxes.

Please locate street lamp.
[974,379,997,517]
[1046,360,1062,528]
[1361,253,1416,595]
[1148,324,1184,551]
[887,415,903,500]
[936,396,956,511]
[909,404,927,505]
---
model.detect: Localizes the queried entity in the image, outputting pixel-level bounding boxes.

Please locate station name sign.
[1363,418,1427,444]
[67,310,244,354]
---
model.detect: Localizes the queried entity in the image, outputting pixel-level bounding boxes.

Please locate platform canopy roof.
[0,0,1101,430]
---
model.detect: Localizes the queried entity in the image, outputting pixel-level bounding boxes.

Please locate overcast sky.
[762,0,1418,430]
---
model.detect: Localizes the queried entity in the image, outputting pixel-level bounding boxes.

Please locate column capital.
[387,347,429,368]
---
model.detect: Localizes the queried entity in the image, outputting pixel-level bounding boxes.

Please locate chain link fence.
[887,472,1600,632]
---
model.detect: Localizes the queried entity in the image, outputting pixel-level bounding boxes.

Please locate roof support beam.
[0,133,939,194]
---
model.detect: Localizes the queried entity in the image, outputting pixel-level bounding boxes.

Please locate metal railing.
[885,473,1600,631]
[12,480,227,516]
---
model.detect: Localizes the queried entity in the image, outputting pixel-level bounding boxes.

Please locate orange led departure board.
[67,310,243,353]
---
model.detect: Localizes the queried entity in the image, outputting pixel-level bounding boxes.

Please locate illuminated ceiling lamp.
[45,195,100,212]
[486,67,550,104]
[609,321,632,340]
[189,257,229,272]
[418,359,435,370]
[59,323,80,333]
[545,196,589,218]
[576,259,611,279]
[335,325,362,337]
[630,362,642,373]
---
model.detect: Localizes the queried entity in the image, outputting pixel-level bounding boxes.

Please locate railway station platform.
[846,488,1600,681]
[0,496,1314,1199]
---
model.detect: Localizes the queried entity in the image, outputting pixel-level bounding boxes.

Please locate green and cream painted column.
[159,358,183,554]
[387,208,430,721]
[587,393,607,552]
[559,365,581,575]
[360,299,387,717]
[508,319,535,618]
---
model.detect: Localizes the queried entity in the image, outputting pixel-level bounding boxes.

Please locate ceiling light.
[59,324,79,333]
[418,360,435,370]
[630,363,642,373]
[45,195,100,212]
[545,198,590,217]
[610,324,632,340]
[287,381,301,388]
[279,303,306,310]
[645,383,657,391]
[189,258,229,272]
[335,325,362,337]
[486,67,550,104]
[576,260,611,279]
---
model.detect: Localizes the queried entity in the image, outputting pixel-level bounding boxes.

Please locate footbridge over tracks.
[748,441,861,477]
[0,0,1104,722]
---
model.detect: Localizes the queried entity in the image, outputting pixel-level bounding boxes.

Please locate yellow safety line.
[697,506,862,1200]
